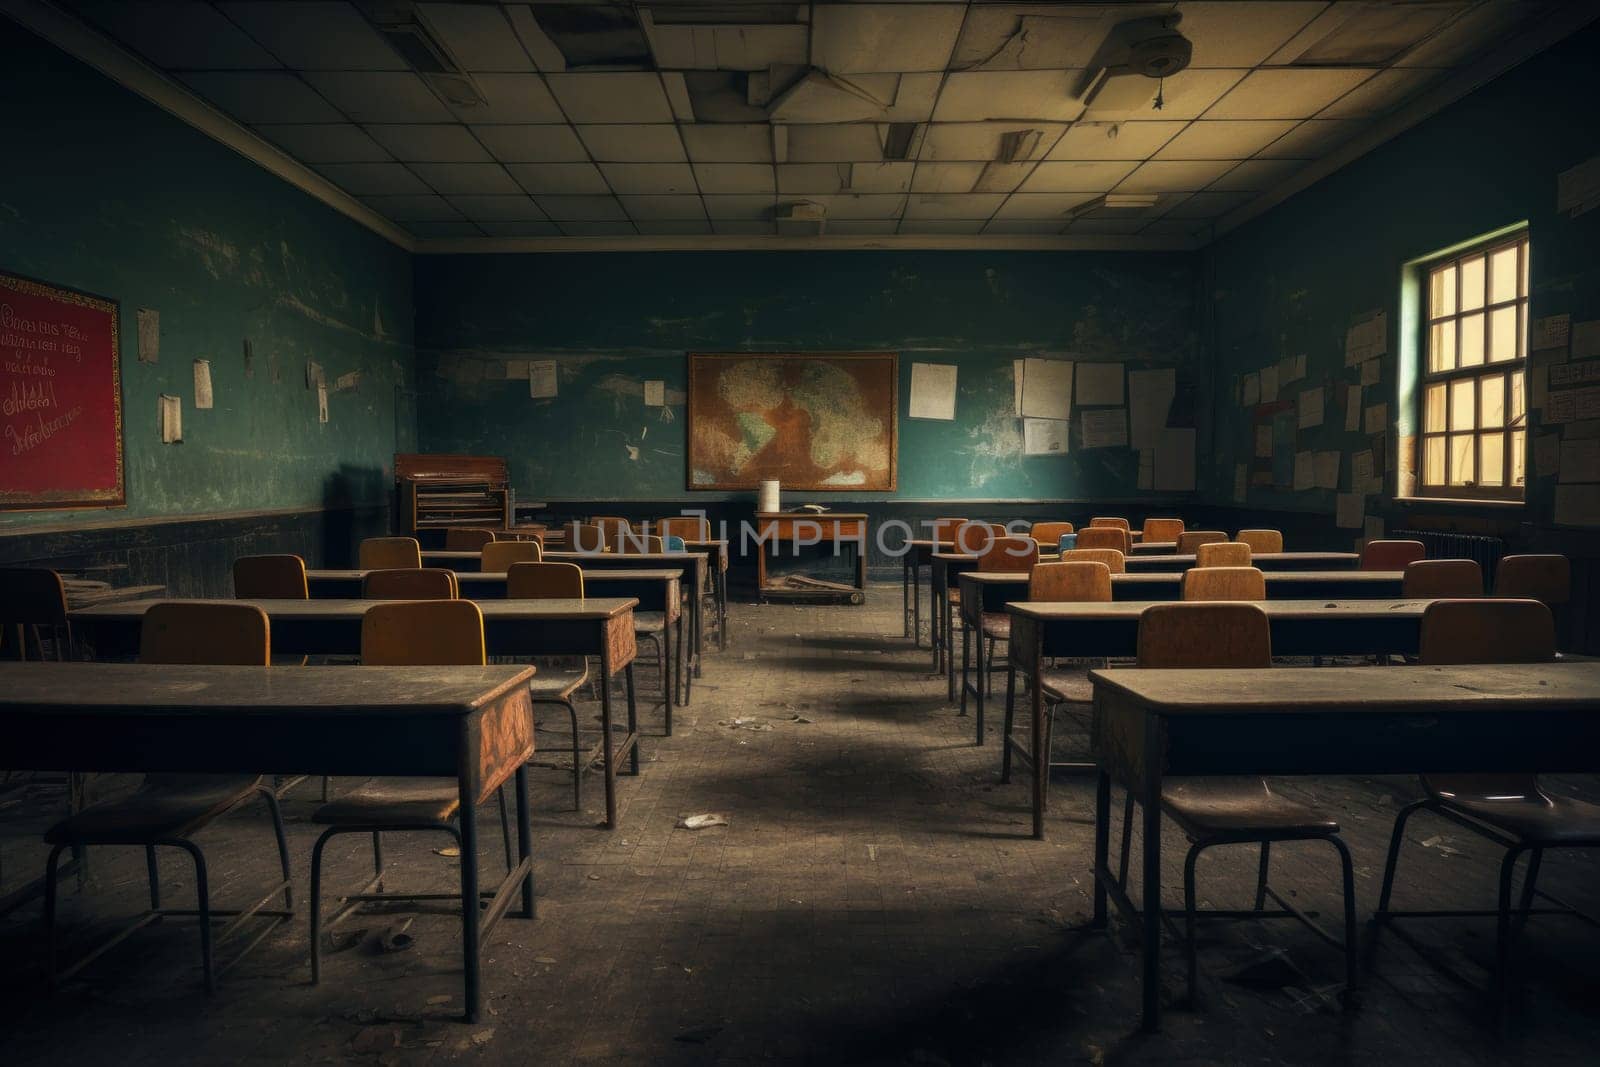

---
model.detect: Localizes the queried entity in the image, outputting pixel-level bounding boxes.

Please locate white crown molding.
[1211,3,1600,242]
[1,0,415,251]
[412,233,1202,254]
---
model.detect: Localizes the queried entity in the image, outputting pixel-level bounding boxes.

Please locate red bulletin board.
[1,271,125,510]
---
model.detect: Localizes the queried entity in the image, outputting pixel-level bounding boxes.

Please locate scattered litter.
[471,1028,496,1047]
[426,995,452,1006]
[790,714,813,724]
[534,956,557,965]
[326,928,367,954]
[676,813,729,830]
[434,846,461,857]
[378,918,415,954]
[866,844,878,861]
[718,717,772,731]
[1419,835,1464,857]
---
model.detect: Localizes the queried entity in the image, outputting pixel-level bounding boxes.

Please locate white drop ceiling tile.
[360,194,463,222]
[918,122,1066,162]
[1393,2,1543,67]
[911,163,985,194]
[1152,120,1300,160]
[316,162,431,196]
[1046,121,1186,161]
[766,71,929,124]
[635,219,715,236]
[702,195,777,221]
[949,10,1106,71]
[811,4,967,74]
[302,72,455,123]
[646,22,808,70]
[408,163,521,195]
[1161,190,1256,218]
[470,124,588,162]
[546,74,675,124]
[1067,217,1153,236]
[478,220,563,237]
[984,218,1068,235]
[619,196,710,221]
[447,195,548,221]
[415,3,534,72]
[933,71,1087,123]
[993,193,1099,219]
[692,164,776,195]
[884,73,949,123]
[825,220,902,235]
[784,125,889,163]
[1271,3,1463,67]
[559,221,638,236]
[712,219,776,236]
[219,2,404,70]
[681,125,773,163]
[1018,161,1141,193]
[1115,159,1241,194]
[903,194,1007,220]
[404,220,485,239]
[71,1,280,69]
[777,164,854,195]
[1318,67,1440,118]
[454,75,565,123]
[1252,119,1362,159]
[255,124,391,163]
[1083,69,1248,121]
[1174,3,1330,67]
[179,72,344,124]
[1204,68,1377,120]
[534,195,629,221]
[597,163,698,195]
[810,194,909,220]
[505,163,610,195]
[1208,158,1305,192]
[364,125,492,163]
[899,219,987,235]
[577,125,687,163]
[848,163,916,194]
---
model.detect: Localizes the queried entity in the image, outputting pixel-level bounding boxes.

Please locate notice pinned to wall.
[193,359,213,409]
[1335,492,1363,528]
[1364,403,1388,435]
[1128,367,1176,448]
[1573,320,1600,360]
[1344,310,1387,366]
[1293,450,1314,491]
[1241,373,1260,406]
[529,359,558,399]
[1079,408,1128,448]
[305,360,324,391]
[644,379,666,406]
[1314,450,1341,490]
[1076,362,1124,406]
[504,359,528,380]
[159,394,181,443]
[137,308,159,364]
[336,371,362,393]
[1360,359,1381,386]
[1279,353,1306,385]
[1012,359,1024,415]
[1153,428,1195,491]
[1022,417,1068,456]
[1260,365,1279,403]
[1297,386,1324,429]
[1532,314,1572,352]
[317,384,329,424]
[908,362,957,420]
[1254,424,1273,458]
[1019,357,1073,421]
[1353,449,1376,493]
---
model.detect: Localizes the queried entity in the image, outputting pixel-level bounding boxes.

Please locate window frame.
[1415,231,1529,502]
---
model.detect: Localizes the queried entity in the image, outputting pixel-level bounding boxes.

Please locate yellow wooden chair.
[1195,542,1252,568]
[359,537,422,570]
[1,567,72,661]
[1182,565,1266,601]
[1177,530,1229,555]
[482,540,542,572]
[232,555,308,599]
[362,568,459,599]
[1402,559,1483,597]
[1235,529,1283,554]
[444,527,497,551]
[1360,539,1425,571]
[1062,547,1126,574]
[1030,521,1076,548]
[565,522,607,553]
[960,536,1041,739]
[1141,517,1185,543]
[617,533,665,554]
[42,601,291,992]
[506,562,592,810]
[1090,516,1131,532]
[1076,526,1130,553]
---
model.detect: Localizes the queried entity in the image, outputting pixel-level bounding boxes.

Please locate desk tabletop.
[1127,550,1358,565]
[308,568,683,583]
[1089,662,1600,715]
[1011,598,1434,621]
[70,597,638,622]
[756,511,868,520]
[0,662,535,717]
[963,570,1400,586]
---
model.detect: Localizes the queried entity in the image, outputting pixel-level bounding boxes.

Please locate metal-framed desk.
[902,539,955,651]
[69,598,643,832]
[1086,662,1600,1033]
[1125,551,1360,572]
[955,572,1407,742]
[752,512,869,603]
[1006,599,1443,841]
[0,661,538,1022]
[682,539,730,651]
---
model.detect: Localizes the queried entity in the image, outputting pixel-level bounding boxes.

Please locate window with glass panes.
[1419,234,1528,499]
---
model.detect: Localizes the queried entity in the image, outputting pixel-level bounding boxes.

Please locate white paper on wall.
[1345,310,1387,366]
[1364,403,1388,434]
[1241,373,1260,406]
[908,362,957,419]
[1012,359,1024,415]
[1022,417,1069,455]
[1297,386,1324,429]
[644,379,666,406]
[193,359,213,409]
[159,394,181,443]
[1532,314,1572,351]
[1254,424,1273,458]
[1079,408,1128,448]
[1076,362,1124,406]
[317,384,329,424]
[1573,320,1600,360]
[137,308,160,364]
[1020,357,1073,421]
[1260,365,1279,403]
[1293,450,1314,491]
[529,359,558,399]
[1314,451,1341,490]
[1360,359,1380,386]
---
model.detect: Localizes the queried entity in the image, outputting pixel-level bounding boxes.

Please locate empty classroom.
[5,3,1600,1064]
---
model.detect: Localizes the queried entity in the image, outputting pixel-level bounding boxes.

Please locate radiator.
[1392,529,1506,586]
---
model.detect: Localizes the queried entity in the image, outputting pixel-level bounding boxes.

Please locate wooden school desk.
[1128,541,1178,554]
[1005,599,1443,841]
[954,572,1407,742]
[0,661,538,1023]
[902,539,955,649]
[69,598,643,831]
[305,567,689,709]
[1125,551,1359,572]
[1086,662,1600,1033]
[681,539,730,651]
[752,512,869,603]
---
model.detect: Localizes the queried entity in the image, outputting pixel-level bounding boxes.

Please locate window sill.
[1395,495,1526,509]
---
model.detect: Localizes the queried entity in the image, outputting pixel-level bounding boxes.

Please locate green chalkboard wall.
[414,251,1200,502]
[0,26,414,532]
[1204,23,1600,533]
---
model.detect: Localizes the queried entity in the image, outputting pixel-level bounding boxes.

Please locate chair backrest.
[359,536,422,570]
[506,561,585,600]
[1138,602,1272,668]
[140,602,270,665]
[977,535,1040,572]
[1029,561,1112,602]
[233,554,308,599]
[1403,558,1483,598]
[1,567,70,661]
[1176,530,1229,554]
[930,517,967,546]
[1141,517,1185,543]
[952,520,997,554]
[664,534,686,552]
[1029,521,1075,545]
[659,516,711,541]
[565,522,607,553]
[444,527,497,551]
[1181,566,1266,602]
[482,540,543,571]
[1195,542,1252,568]
[1076,526,1129,553]
[1089,517,1131,532]
[592,516,632,550]
[361,599,486,666]
[1360,539,1425,571]
[1062,548,1126,574]
[363,567,459,600]
[617,533,665,554]
[1419,599,1555,665]
[1235,529,1283,554]
[1494,554,1571,605]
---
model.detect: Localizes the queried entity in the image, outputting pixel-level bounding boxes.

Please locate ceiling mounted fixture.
[1075,16,1193,114]
[775,200,826,236]
[359,1,486,106]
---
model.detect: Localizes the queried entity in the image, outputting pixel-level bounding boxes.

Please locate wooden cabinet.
[395,453,512,542]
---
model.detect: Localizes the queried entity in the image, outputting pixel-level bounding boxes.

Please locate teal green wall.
[414,251,1199,502]
[0,26,414,531]
[1204,23,1600,531]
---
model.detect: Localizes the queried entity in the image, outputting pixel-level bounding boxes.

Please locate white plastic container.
[757,479,780,514]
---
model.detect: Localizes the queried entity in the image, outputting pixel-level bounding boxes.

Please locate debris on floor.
[676,813,729,830]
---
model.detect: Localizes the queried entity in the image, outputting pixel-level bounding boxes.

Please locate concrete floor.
[3,582,1599,1064]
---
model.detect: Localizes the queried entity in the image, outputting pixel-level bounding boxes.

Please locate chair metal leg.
[1375,798,1430,921]
[43,843,68,990]
[1255,842,1272,911]
[309,827,335,985]
[565,698,582,811]
[146,845,161,911]
[959,622,971,718]
[1184,844,1203,1006]
[1515,847,1543,939]
[1041,701,1058,810]
[171,840,214,994]
[1495,846,1530,1016]
[1331,835,1359,996]
[259,786,294,910]
[1000,665,1016,783]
